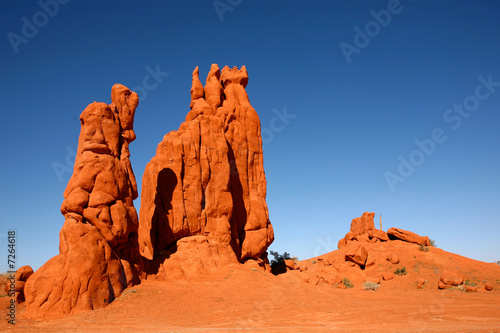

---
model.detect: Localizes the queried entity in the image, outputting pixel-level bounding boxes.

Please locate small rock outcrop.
[24,84,141,318]
[387,227,430,246]
[138,65,274,273]
[338,212,389,249]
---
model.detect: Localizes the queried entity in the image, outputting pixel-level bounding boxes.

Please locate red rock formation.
[338,212,389,248]
[24,84,140,318]
[387,227,430,246]
[138,64,274,271]
[350,212,375,236]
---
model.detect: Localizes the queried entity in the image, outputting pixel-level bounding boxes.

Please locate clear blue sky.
[1,1,499,271]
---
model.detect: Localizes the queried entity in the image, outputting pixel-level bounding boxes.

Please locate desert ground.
[3,242,500,333]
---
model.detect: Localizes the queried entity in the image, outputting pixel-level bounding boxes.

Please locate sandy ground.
[1,264,500,333]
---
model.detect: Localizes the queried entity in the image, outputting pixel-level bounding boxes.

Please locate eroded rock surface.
[24,84,140,318]
[138,65,274,273]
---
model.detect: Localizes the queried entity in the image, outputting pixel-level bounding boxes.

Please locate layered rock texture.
[24,84,141,318]
[139,64,274,274]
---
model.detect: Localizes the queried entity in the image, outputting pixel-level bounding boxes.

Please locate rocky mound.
[280,212,500,293]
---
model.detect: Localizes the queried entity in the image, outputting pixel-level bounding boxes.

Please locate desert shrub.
[465,280,477,287]
[419,244,429,252]
[429,239,437,247]
[312,260,317,264]
[342,278,353,288]
[363,281,380,291]
[394,267,407,276]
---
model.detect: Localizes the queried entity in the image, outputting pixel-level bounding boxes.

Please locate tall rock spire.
[139,64,274,269]
[24,84,140,318]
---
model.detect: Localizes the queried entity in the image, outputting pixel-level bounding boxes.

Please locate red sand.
[2,243,500,332]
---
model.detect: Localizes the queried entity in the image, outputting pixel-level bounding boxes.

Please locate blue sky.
[1,0,499,271]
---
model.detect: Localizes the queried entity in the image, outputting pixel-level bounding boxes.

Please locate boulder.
[387,227,430,246]
[344,242,368,267]
[439,270,464,286]
[344,231,356,241]
[485,282,493,291]
[368,229,389,241]
[386,253,400,265]
[417,278,426,289]
[12,265,33,304]
[284,259,296,270]
[15,265,34,282]
[438,281,451,289]
[382,272,394,281]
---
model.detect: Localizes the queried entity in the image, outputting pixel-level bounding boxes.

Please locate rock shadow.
[228,144,247,260]
[146,168,177,273]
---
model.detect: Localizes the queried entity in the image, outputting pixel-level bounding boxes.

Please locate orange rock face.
[138,65,274,267]
[338,212,388,247]
[24,84,140,318]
